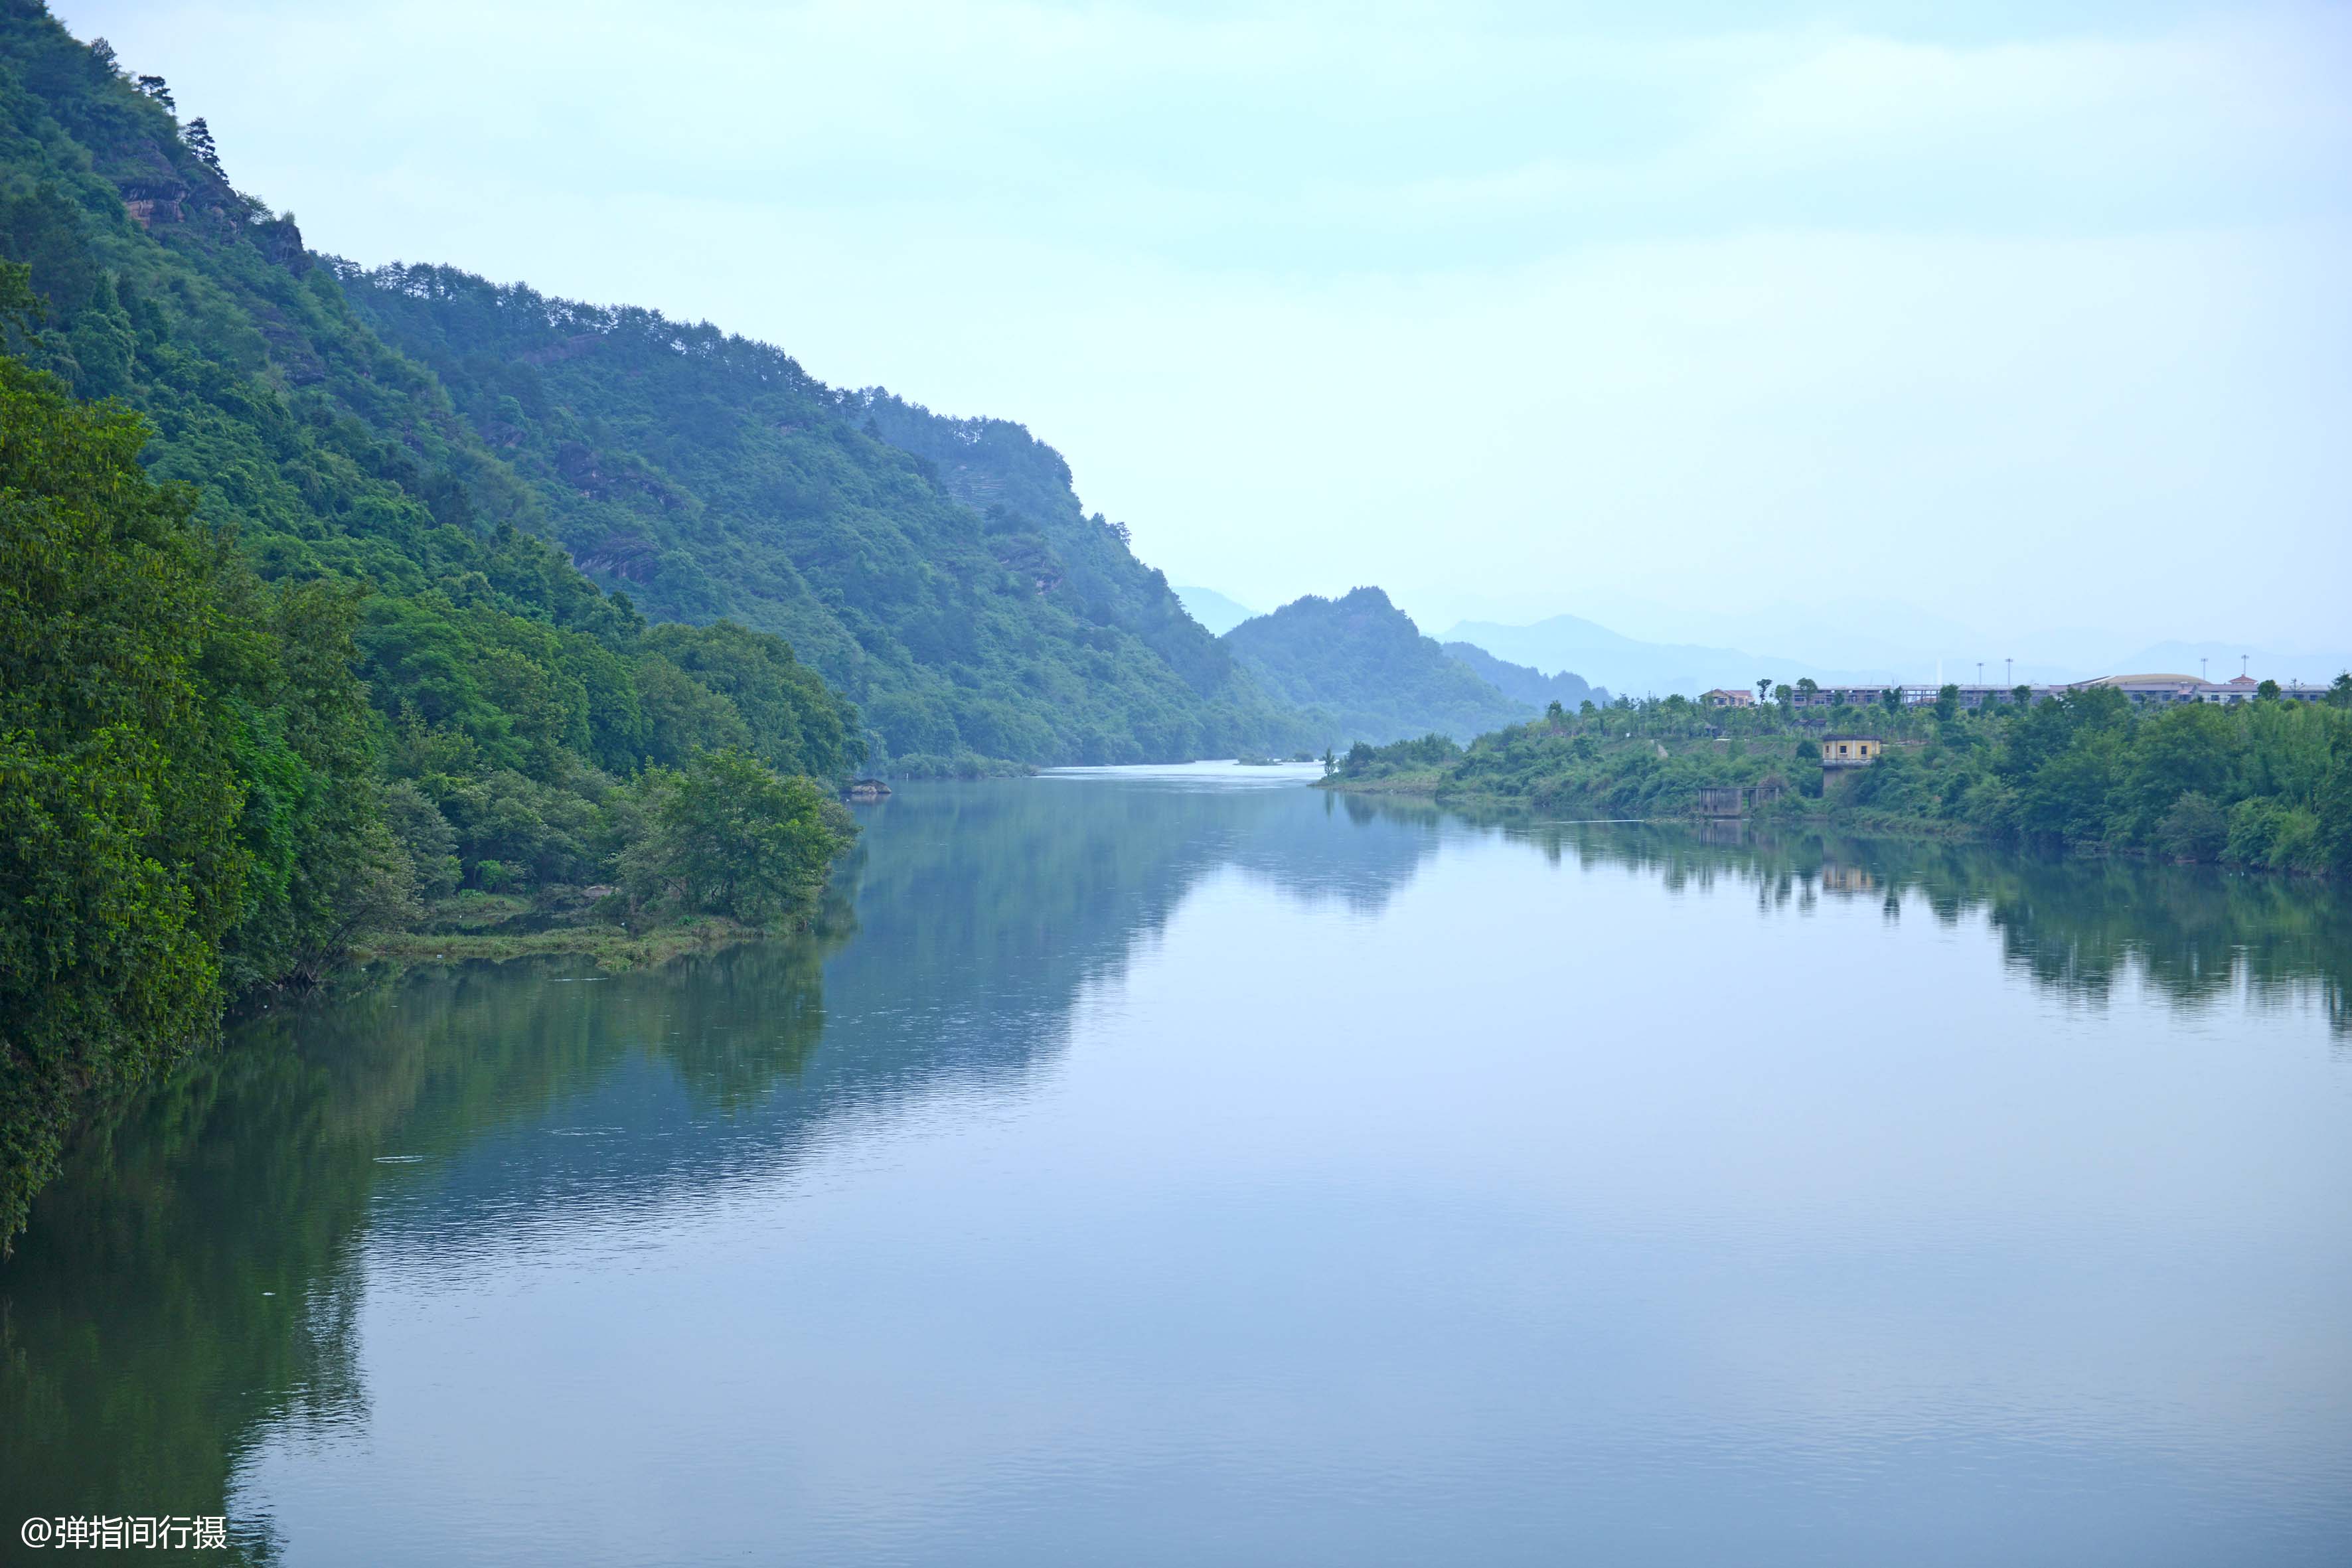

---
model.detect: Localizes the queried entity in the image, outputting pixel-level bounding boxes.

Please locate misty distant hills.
[1223,588,1531,747]
[1441,642,1605,710]
[1444,615,1922,699]
[1443,615,2352,698]
[1174,586,1258,637]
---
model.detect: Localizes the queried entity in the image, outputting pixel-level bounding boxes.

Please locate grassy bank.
[348,914,768,971]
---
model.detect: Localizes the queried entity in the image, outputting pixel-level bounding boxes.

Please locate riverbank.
[1318,690,2352,877]
[349,914,769,971]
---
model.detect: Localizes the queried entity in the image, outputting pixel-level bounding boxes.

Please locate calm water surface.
[6,767,2351,1565]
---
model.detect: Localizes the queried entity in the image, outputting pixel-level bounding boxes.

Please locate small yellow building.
[1820,735,1881,767]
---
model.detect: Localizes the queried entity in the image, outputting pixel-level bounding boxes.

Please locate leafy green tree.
[1,346,238,1247]
[620,750,853,925]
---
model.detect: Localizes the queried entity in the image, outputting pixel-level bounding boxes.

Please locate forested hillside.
[1222,588,1531,746]
[337,268,1306,769]
[0,5,854,1243]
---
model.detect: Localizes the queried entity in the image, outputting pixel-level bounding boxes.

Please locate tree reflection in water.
[3,777,2345,1561]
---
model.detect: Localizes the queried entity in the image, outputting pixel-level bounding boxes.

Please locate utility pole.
[2201,657,2208,682]
[1976,661,1984,685]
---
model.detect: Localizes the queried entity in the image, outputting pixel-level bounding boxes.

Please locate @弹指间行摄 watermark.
[19,1516,228,1550]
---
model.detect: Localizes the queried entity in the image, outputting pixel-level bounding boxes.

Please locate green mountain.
[0,11,859,790]
[1222,588,1531,746]
[335,268,1304,769]
[1441,640,1605,710]
[0,0,1320,1237]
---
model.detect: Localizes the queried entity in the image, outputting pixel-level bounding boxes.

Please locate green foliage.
[0,14,869,1239]
[1336,678,2352,878]
[619,750,855,925]
[0,5,860,840]
[331,266,1307,768]
[2157,792,2228,863]
[1223,588,1530,747]
[1334,733,1464,780]
[0,349,386,1249]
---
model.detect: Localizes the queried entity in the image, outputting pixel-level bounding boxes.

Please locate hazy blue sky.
[61,1,2352,669]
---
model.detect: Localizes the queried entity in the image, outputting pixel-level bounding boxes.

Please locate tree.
[1934,684,1960,722]
[619,749,852,925]
[1796,677,1819,704]
[1755,678,1771,704]
[2330,672,2352,708]
[183,117,220,175]
[1774,684,1794,707]
[133,73,173,110]
[2257,679,2282,702]
[2,325,400,1247]
[2,346,243,1249]
[1884,686,1905,715]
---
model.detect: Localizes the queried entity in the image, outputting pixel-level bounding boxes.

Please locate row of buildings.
[1700,674,2339,711]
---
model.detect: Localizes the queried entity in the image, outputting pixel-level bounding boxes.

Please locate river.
[5,765,2349,1565]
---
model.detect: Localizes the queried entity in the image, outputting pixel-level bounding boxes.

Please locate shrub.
[2157,792,2228,862]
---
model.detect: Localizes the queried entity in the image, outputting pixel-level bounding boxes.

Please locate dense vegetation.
[335,268,1307,771]
[0,332,385,1253]
[0,9,862,1245]
[1332,682,2352,875]
[1223,587,1531,746]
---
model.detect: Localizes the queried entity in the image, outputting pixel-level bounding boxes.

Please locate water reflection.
[0,917,849,1560]
[1472,811,2352,1035]
[2,773,2347,1565]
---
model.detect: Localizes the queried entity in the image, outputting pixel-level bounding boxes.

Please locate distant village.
[1698,672,2339,711]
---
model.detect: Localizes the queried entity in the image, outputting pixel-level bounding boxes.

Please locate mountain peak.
[1222,589,1529,746]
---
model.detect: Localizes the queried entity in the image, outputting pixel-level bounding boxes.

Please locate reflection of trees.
[1476,818,2352,1034]
[0,777,1438,1555]
[17,780,2333,1557]
[829,779,1447,1083]
[0,917,848,1563]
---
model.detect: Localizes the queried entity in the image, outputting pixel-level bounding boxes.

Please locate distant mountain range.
[1436,615,2352,697]
[1439,615,1875,700]
[1221,588,1533,747]
[1174,586,1258,637]
[1441,642,1605,710]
